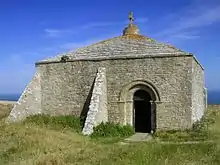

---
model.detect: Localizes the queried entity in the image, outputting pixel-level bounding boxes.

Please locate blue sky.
[0,0,220,94]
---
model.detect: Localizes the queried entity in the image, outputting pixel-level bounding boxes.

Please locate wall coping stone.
[35,54,204,70]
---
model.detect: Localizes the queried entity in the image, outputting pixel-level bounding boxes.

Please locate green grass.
[22,114,84,133]
[0,101,14,119]
[153,106,219,142]
[0,105,220,165]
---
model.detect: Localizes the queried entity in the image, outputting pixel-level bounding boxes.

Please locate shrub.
[91,122,135,138]
[60,55,69,62]
[23,115,84,132]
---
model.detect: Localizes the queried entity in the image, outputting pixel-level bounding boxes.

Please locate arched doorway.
[119,80,160,133]
[133,90,152,133]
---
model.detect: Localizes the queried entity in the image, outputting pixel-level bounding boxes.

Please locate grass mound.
[91,122,135,138]
[0,102,14,119]
[23,115,135,139]
[22,114,84,133]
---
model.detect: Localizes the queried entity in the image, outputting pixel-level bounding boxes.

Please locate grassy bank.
[0,105,220,165]
[0,101,15,119]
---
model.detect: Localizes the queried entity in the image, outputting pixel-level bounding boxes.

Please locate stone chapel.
[8,13,207,135]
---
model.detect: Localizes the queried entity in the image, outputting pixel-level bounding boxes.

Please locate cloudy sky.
[0,0,220,94]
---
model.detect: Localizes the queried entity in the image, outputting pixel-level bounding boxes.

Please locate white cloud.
[44,29,75,38]
[81,22,116,29]
[60,38,103,50]
[44,29,62,37]
[135,17,148,24]
[165,31,201,42]
[60,42,86,50]
[0,55,35,94]
[44,16,148,38]
[60,34,117,51]
[155,2,220,41]
[77,17,148,30]
[173,34,200,40]
[44,22,118,38]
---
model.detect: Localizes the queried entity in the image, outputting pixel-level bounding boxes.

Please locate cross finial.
[129,11,134,23]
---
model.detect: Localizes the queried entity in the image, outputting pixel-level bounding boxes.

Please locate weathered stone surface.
[7,70,41,122]
[82,67,108,135]
[204,87,208,109]
[191,59,206,123]
[36,54,205,131]
[37,34,190,63]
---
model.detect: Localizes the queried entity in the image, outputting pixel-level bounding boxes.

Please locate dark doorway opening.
[133,90,151,133]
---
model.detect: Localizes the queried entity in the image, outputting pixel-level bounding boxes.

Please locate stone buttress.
[7,70,42,122]
[82,67,108,135]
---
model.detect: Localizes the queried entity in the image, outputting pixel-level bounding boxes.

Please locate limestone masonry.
[8,13,207,134]
[82,67,108,135]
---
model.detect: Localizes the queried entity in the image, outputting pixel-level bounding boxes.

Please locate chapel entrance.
[133,90,152,133]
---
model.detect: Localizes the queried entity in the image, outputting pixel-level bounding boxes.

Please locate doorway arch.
[119,80,160,133]
[133,90,151,133]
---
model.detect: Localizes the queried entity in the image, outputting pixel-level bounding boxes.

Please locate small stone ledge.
[116,101,163,104]
[35,54,193,66]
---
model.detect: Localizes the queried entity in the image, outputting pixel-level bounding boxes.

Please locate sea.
[0,91,219,104]
[0,94,21,101]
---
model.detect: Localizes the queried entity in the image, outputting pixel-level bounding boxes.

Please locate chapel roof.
[38,12,191,63]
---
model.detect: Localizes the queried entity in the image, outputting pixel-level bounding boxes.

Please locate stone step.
[125,133,153,142]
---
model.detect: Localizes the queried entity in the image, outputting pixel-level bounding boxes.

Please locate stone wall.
[37,55,195,130]
[204,87,208,109]
[191,59,206,123]
[82,67,108,135]
[7,70,42,122]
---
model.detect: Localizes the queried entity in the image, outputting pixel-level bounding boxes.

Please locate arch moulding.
[118,80,161,125]
[119,80,161,102]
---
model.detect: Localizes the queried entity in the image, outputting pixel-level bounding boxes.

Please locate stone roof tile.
[39,34,190,63]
